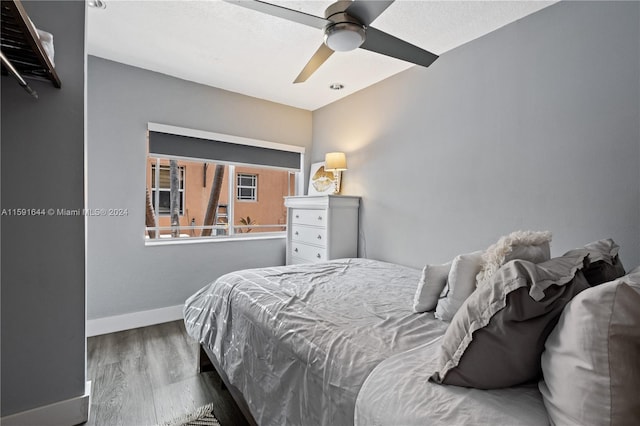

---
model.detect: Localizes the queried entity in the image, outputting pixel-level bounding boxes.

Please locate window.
[236,173,257,201]
[145,123,304,242]
[150,163,185,215]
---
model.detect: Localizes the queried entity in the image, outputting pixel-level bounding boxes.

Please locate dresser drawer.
[291,225,327,246]
[289,256,314,265]
[291,209,326,227]
[291,242,326,262]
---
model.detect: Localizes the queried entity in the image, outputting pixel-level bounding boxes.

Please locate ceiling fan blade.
[345,0,394,26]
[360,27,438,68]
[293,44,334,83]
[223,0,329,29]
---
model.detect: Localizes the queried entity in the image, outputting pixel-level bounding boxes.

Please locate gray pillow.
[564,238,626,286]
[540,267,640,425]
[430,252,590,389]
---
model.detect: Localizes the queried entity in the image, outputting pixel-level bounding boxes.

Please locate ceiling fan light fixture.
[225,0,439,85]
[324,22,366,52]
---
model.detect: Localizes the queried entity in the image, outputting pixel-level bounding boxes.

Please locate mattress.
[355,336,549,426]
[183,258,448,426]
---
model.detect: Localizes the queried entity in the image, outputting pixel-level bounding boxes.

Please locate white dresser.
[284,195,360,265]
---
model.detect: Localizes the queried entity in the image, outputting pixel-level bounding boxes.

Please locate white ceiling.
[87,0,556,111]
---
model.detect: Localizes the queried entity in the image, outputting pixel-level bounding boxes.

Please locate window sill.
[144,232,286,247]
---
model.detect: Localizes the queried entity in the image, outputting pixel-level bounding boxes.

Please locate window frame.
[145,123,305,245]
[236,173,258,202]
[151,162,186,216]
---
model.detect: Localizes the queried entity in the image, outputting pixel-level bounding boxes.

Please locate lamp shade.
[325,152,347,171]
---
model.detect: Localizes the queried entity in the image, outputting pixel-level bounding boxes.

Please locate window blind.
[149,131,301,170]
[151,164,183,189]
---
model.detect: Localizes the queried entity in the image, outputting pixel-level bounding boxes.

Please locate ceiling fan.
[224,0,439,83]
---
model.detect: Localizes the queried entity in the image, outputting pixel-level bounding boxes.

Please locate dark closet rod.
[0,50,38,98]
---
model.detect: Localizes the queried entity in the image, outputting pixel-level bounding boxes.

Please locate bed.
[354,336,548,426]
[183,258,449,425]
[184,236,638,426]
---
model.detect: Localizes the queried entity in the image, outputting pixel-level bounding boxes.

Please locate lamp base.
[332,171,342,194]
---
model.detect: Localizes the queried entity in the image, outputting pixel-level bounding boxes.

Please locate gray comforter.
[183,258,448,426]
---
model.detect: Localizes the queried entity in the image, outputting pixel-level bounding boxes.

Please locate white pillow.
[413,262,452,313]
[435,251,483,321]
[476,230,552,287]
[539,268,640,425]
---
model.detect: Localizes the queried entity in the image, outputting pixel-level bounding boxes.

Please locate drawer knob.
[317,216,323,221]
[317,235,322,240]
[316,253,321,258]
[295,231,299,236]
[295,214,300,219]
[294,248,299,253]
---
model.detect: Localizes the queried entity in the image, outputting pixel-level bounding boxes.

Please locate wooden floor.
[85,320,249,426]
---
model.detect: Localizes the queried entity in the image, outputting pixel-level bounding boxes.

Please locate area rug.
[161,402,221,426]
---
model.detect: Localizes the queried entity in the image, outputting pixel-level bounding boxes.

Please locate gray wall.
[312,1,640,268]
[1,1,86,416]
[87,57,312,319]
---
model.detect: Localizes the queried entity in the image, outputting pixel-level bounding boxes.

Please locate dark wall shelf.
[1,0,61,89]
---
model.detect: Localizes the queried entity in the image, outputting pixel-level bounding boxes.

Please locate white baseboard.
[1,381,91,426]
[87,304,184,337]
